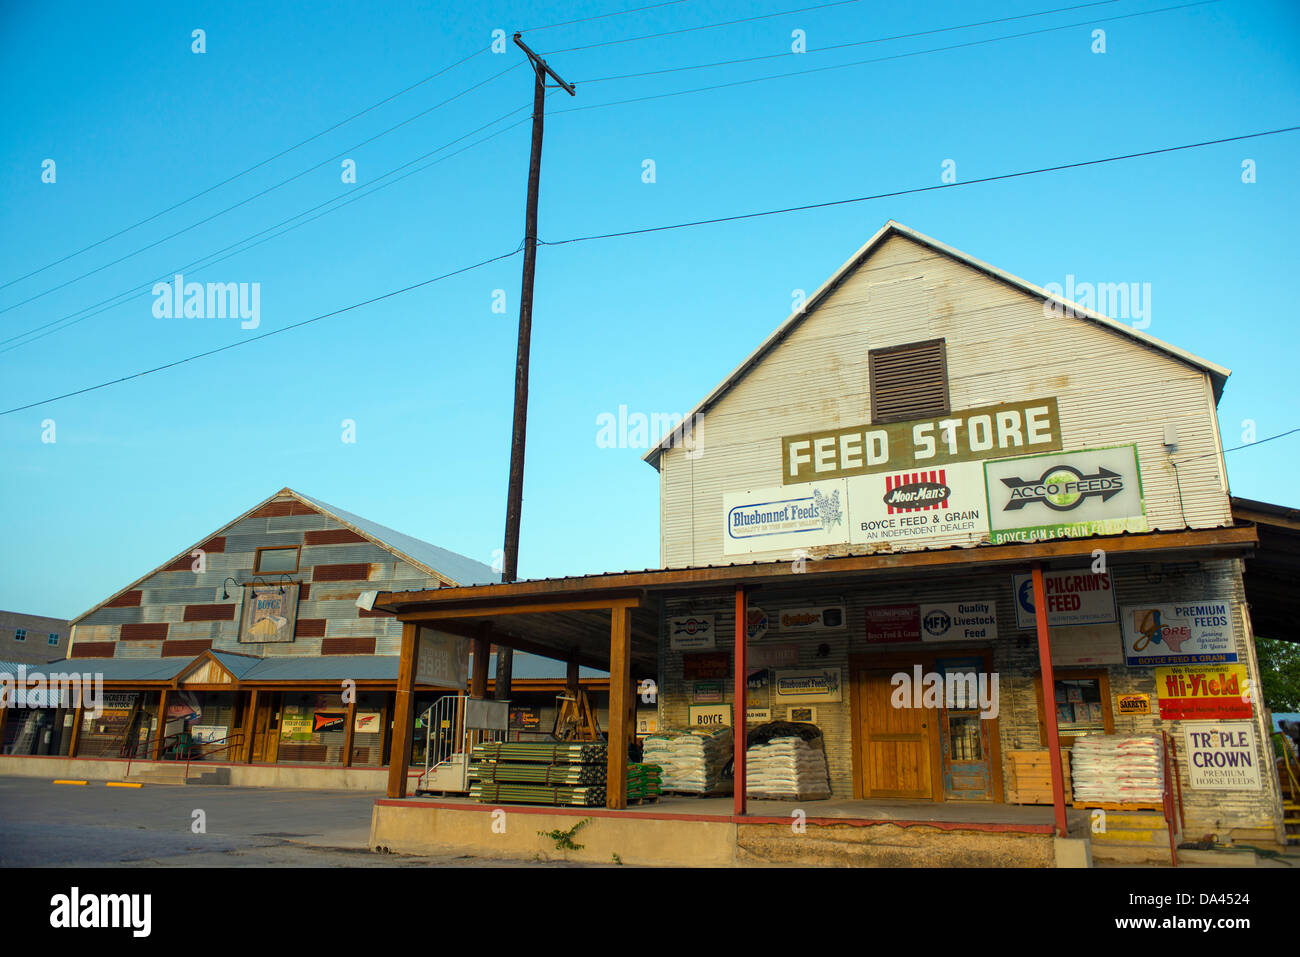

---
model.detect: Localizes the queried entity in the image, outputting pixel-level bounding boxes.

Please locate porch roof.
[374,525,1257,672]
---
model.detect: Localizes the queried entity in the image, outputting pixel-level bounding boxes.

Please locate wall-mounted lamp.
[276,574,295,595]
[220,577,241,600]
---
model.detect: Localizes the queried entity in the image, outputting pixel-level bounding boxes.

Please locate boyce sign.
[1121,601,1236,666]
[781,397,1061,483]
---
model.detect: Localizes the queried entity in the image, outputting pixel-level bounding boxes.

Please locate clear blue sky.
[1,0,1297,620]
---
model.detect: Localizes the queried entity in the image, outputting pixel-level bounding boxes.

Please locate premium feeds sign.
[1121,601,1236,666]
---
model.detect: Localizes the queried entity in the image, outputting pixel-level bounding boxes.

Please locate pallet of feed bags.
[642,726,733,795]
[1070,734,1164,808]
[744,721,832,800]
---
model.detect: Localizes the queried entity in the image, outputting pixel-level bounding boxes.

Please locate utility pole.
[496,34,575,702]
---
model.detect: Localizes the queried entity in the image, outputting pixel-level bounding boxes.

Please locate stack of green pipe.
[469,781,606,806]
[471,741,607,765]
[468,762,606,785]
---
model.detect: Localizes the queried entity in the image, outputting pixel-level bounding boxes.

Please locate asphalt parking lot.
[0,776,573,867]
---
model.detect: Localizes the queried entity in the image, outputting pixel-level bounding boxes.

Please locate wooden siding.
[660,234,1231,568]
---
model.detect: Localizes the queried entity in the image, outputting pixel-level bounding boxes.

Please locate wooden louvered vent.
[868,338,950,423]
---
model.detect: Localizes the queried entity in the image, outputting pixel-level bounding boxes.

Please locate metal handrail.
[1273,730,1300,797]
[184,731,246,779]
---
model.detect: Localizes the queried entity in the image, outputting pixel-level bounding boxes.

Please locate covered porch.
[374,525,1258,844]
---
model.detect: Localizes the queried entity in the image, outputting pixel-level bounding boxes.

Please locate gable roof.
[71,487,499,625]
[643,220,1231,469]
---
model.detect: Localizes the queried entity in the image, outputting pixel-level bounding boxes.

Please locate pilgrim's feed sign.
[983,444,1147,545]
[1121,601,1236,666]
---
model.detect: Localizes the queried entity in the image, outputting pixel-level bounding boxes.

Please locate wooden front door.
[250,693,280,763]
[856,668,935,800]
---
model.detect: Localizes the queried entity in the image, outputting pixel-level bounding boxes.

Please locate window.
[14,628,25,642]
[254,545,300,574]
[48,633,59,646]
[868,338,949,423]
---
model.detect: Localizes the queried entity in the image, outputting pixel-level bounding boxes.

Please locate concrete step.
[125,764,230,786]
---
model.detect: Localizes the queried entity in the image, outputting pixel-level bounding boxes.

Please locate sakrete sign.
[780,397,1061,484]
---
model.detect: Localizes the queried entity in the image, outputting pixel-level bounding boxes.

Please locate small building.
[0,610,70,664]
[0,488,497,787]
[370,222,1289,866]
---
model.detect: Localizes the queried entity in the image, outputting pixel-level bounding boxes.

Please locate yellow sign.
[1116,693,1150,715]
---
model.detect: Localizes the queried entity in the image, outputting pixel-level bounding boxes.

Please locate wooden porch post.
[342,695,358,768]
[152,689,169,760]
[386,622,421,799]
[67,706,83,758]
[606,605,632,809]
[0,693,9,752]
[470,625,490,699]
[1033,563,1069,837]
[734,585,748,816]
[241,690,258,763]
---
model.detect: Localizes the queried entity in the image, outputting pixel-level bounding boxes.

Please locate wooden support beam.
[471,626,490,699]
[733,585,748,817]
[152,689,169,760]
[1033,563,1068,838]
[398,595,643,621]
[566,656,579,695]
[386,622,421,799]
[0,692,9,750]
[342,694,358,768]
[241,690,258,763]
[67,706,83,758]
[606,605,632,810]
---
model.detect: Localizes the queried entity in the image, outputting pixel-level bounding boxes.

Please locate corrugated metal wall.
[659,233,1230,568]
[74,495,442,658]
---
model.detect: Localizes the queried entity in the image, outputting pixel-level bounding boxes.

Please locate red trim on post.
[734,585,747,817]
[1032,563,1068,837]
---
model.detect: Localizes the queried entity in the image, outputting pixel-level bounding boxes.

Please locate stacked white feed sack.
[641,726,733,793]
[745,735,831,798]
[1070,734,1164,804]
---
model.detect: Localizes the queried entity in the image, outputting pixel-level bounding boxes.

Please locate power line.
[539,126,1300,246]
[1,0,696,291]
[557,0,1222,113]
[0,245,525,416]
[542,0,860,54]
[0,47,491,293]
[581,0,1122,84]
[0,61,525,317]
[7,124,1296,414]
[0,104,543,354]
[523,0,694,33]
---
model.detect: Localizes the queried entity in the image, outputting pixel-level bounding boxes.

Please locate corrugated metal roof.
[378,523,1246,601]
[643,220,1232,467]
[295,492,500,586]
[34,657,191,681]
[209,651,262,678]
[238,654,400,682]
